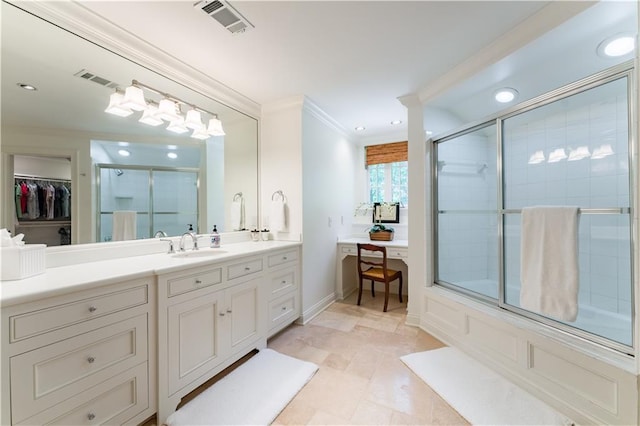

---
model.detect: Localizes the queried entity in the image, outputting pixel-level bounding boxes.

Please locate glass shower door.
[99,167,149,242]
[152,170,198,237]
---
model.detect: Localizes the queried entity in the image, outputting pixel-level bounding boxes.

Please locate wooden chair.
[356,243,403,312]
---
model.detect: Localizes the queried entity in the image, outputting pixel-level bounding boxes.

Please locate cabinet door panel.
[227,278,261,353]
[167,291,226,395]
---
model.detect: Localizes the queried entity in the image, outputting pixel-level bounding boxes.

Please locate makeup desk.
[336,237,409,300]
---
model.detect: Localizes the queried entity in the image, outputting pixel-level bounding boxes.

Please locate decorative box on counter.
[1,244,46,281]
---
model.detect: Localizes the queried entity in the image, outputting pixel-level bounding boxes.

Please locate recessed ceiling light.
[355,126,366,131]
[118,149,130,157]
[167,145,177,150]
[390,120,402,125]
[425,130,433,136]
[17,83,37,91]
[167,152,178,159]
[598,34,635,58]
[494,88,518,103]
[118,141,130,147]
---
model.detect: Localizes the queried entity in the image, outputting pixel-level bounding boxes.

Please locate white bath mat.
[401,347,572,425]
[166,349,318,425]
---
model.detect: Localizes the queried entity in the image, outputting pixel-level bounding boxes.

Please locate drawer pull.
[88,306,97,313]
[219,312,225,317]
[244,267,251,271]
[281,280,287,284]
[282,306,287,311]
[87,413,96,421]
[87,356,96,364]
[283,256,288,260]
[226,309,232,314]
[195,279,202,284]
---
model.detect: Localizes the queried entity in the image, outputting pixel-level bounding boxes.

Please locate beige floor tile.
[307,409,351,425]
[350,400,394,425]
[310,309,360,332]
[272,397,317,425]
[266,297,466,425]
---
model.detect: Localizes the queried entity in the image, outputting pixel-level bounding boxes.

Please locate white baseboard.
[298,292,336,324]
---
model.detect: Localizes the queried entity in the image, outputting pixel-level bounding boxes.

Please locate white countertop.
[337,237,408,248]
[0,240,301,308]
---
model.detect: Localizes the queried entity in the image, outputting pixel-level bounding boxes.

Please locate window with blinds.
[366,141,408,206]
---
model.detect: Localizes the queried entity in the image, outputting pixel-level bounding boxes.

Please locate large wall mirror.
[1,1,258,246]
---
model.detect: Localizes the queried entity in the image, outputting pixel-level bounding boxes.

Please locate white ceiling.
[73,0,556,138]
[3,1,637,143]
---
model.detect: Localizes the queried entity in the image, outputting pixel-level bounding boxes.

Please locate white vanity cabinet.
[157,255,267,423]
[266,248,301,337]
[0,278,156,426]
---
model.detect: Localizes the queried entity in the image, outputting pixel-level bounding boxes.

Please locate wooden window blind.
[365,141,408,166]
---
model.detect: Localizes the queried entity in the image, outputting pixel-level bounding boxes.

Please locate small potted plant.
[369,223,394,241]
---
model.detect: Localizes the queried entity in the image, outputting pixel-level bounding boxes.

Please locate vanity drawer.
[10,314,147,423]
[269,269,297,299]
[268,292,298,331]
[227,258,263,280]
[267,249,298,268]
[10,285,148,342]
[17,362,148,426]
[388,248,408,258]
[167,267,222,297]
[341,246,357,255]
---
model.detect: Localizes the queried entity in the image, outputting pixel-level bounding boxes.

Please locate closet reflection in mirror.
[1,1,258,245]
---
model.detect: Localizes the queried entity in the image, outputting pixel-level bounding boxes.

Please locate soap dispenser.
[210,225,220,248]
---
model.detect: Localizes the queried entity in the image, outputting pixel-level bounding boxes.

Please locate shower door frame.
[431,60,636,354]
[96,164,200,241]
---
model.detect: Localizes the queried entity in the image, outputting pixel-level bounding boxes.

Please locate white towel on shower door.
[112,210,137,241]
[520,206,579,322]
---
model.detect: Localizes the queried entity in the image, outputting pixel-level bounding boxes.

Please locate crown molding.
[301,97,352,140]
[9,0,261,119]
[261,95,306,115]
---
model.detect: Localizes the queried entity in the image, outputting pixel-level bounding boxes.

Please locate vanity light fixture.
[528,150,545,164]
[598,34,635,58]
[167,152,178,159]
[494,88,518,103]
[118,149,131,157]
[191,125,211,140]
[17,83,37,91]
[355,126,366,131]
[105,79,225,141]
[207,117,226,136]
[591,144,614,159]
[184,109,204,130]
[166,117,189,134]
[121,84,147,111]
[548,148,567,163]
[390,120,402,125]
[105,90,133,117]
[568,146,591,161]
[138,102,163,126]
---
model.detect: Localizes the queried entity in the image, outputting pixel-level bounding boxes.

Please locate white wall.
[301,102,358,320]
[260,97,304,241]
[260,96,359,322]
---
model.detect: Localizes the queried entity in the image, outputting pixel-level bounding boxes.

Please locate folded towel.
[112,211,137,241]
[230,199,244,231]
[269,199,286,232]
[520,206,579,322]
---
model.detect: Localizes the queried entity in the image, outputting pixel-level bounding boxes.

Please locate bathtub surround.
[520,206,579,322]
[165,349,318,426]
[401,347,572,425]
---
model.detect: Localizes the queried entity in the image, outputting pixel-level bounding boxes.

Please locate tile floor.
[269,292,469,425]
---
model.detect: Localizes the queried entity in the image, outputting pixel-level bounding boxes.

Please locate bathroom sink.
[172,249,227,258]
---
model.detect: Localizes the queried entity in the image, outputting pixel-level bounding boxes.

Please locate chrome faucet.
[154,230,168,238]
[160,238,175,254]
[179,232,199,252]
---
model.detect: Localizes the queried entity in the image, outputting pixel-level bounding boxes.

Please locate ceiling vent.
[194,0,254,34]
[74,69,120,89]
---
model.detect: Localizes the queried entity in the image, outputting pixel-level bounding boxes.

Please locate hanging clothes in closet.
[14,177,72,221]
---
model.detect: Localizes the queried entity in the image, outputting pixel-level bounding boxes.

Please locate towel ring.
[233,192,243,201]
[272,190,285,201]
